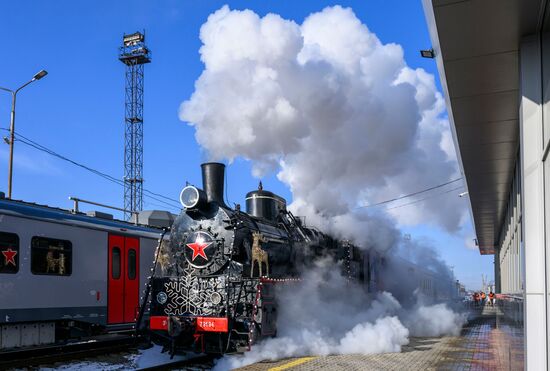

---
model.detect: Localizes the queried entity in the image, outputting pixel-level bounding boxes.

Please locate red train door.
[124,237,140,323]
[108,235,140,324]
[108,235,124,324]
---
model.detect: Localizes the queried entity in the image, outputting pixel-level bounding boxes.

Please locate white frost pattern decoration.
[164,265,226,316]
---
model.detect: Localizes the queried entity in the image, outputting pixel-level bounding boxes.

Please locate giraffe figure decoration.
[251,231,269,278]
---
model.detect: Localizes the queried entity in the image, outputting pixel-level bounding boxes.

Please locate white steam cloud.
[213,261,465,371]
[180,5,465,241]
[404,304,465,337]
[180,5,468,370]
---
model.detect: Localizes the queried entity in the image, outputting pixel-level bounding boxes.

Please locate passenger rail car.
[380,255,461,306]
[0,196,170,350]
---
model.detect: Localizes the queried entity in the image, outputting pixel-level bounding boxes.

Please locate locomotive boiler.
[146,163,373,355]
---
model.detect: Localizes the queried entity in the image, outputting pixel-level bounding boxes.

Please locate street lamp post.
[0,70,48,199]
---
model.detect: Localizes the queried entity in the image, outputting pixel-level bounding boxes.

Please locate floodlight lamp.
[420,49,435,58]
[123,32,144,46]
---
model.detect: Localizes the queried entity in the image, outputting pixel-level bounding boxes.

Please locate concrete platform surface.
[235,306,524,371]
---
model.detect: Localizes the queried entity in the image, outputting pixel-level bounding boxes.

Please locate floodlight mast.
[119,31,151,220]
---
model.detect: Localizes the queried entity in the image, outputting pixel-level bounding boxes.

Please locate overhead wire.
[355,177,463,209]
[144,199,180,211]
[2,128,465,214]
[385,186,464,210]
[2,128,181,212]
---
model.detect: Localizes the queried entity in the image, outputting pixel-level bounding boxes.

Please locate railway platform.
[236,305,524,371]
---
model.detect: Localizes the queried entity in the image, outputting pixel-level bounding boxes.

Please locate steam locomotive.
[146,163,381,354]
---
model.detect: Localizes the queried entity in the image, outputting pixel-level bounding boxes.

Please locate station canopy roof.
[423,0,544,254]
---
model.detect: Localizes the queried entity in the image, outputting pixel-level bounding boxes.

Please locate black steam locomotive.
[146,163,375,354]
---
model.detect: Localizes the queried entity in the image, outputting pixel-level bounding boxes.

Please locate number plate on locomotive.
[195,317,228,332]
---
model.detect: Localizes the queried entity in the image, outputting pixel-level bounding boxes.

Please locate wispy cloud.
[0,144,63,176]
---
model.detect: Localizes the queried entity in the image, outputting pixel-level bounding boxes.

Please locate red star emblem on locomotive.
[186,234,213,261]
[2,248,17,266]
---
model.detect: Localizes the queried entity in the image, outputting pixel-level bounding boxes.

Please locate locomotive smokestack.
[201,162,227,207]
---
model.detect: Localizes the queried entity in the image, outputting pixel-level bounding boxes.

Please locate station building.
[423,0,550,369]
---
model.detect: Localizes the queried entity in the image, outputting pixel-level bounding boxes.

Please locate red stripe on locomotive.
[150,316,169,330]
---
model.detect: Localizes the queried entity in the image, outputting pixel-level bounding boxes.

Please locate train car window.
[112,247,121,279]
[0,232,19,274]
[128,249,136,280]
[31,237,72,276]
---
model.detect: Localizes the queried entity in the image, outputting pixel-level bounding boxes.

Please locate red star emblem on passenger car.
[186,235,213,261]
[2,248,17,266]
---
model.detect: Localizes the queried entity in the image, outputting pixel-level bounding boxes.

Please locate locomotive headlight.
[180,186,207,209]
[156,291,168,305]
[210,292,222,305]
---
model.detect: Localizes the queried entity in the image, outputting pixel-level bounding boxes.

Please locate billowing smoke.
[404,304,465,337]
[180,5,467,369]
[213,261,465,371]
[380,237,457,307]
[180,5,465,244]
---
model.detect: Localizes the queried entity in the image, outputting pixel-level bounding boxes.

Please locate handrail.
[69,196,139,224]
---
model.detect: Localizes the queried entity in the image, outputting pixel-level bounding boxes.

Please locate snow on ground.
[132,345,188,369]
[37,345,192,370]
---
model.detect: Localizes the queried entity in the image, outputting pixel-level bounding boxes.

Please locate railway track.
[0,335,218,370]
[0,334,137,369]
[137,354,217,370]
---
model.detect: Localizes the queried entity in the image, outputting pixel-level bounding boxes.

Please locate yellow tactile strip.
[267,357,317,371]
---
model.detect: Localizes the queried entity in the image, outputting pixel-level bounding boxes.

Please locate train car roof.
[0,197,165,237]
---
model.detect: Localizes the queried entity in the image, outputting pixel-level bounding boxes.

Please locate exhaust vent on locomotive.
[201,162,227,207]
[245,182,286,221]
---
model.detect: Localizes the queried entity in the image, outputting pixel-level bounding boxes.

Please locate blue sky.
[0,0,493,289]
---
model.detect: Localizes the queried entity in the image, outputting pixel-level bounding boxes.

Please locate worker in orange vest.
[481,291,486,306]
[489,291,495,307]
